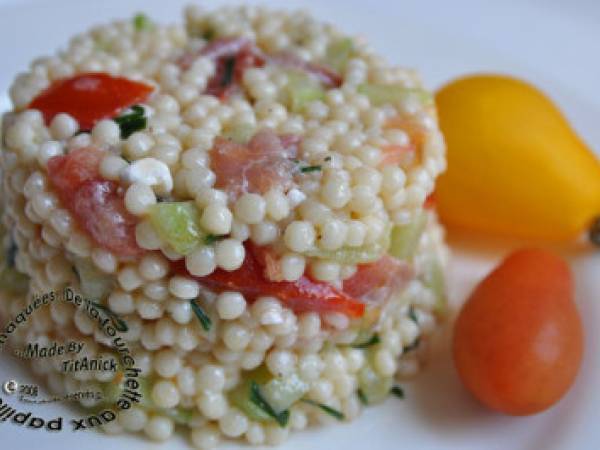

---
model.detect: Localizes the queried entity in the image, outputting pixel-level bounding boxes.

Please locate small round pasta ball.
[139,253,169,281]
[280,253,306,281]
[169,276,200,300]
[125,132,154,159]
[144,416,174,442]
[320,176,352,209]
[245,422,266,445]
[266,349,296,377]
[151,380,181,409]
[154,349,182,378]
[216,291,246,320]
[309,260,341,282]
[222,322,252,351]
[124,182,156,216]
[196,364,226,391]
[318,219,348,250]
[234,193,266,224]
[118,407,148,432]
[219,408,249,438]
[191,424,221,450]
[91,119,120,146]
[50,113,79,139]
[250,221,279,245]
[201,203,232,235]
[196,391,228,420]
[283,221,315,252]
[215,239,245,271]
[99,154,128,180]
[264,189,290,221]
[135,220,162,250]
[186,245,217,277]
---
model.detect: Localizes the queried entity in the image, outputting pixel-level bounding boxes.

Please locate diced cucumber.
[149,202,204,255]
[223,123,256,144]
[73,258,115,300]
[389,212,427,261]
[285,71,325,113]
[325,38,354,72]
[358,83,433,107]
[230,380,272,422]
[358,365,393,404]
[306,225,390,264]
[422,258,447,315]
[229,370,308,425]
[260,373,309,413]
[162,407,194,425]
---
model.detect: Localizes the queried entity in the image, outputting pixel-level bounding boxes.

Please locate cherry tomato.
[453,248,583,415]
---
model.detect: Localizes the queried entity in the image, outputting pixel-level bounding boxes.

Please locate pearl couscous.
[0,4,447,448]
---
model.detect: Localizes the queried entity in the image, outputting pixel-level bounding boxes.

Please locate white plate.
[0,0,599,449]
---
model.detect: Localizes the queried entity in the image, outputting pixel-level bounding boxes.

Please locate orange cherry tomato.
[453,248,584,415]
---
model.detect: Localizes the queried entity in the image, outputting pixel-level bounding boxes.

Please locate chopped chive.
[90,302,128,332]
[133,13,153,31]
[390,386,405,399]
[590,217,600,247]
[357,389,368,405]
[201,29,215,41]
[114,105,147,139]
[302,399,345,420]
[6,236,17,268]
[249,381,289,427]
[204,234,226,245]
[221,57,236,88]
[300,165,322,173]
[190,299,212,331]
[403,337,421,353]
[71,265,81,282]
[351,334,380,349]
[408,305,419,324]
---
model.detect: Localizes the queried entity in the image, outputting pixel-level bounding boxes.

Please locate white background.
[0,1,599,449]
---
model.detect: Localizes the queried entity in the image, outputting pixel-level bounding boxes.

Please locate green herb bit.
[351,334,380,349]
[190,299,212,331]
[133,13,153,31]
[403,337,420,353]
[114,105,147,139]
[302,399,345,421]
[202,29,215,41]
[90,302,128,332]
[408,305,419,324]
[71,265,81,282]
[589,217,600,246]
[204,234,226,245]
[390,386,405,399]
[249,381,290,427]
[357,389,368,405]
[300,165,322,173]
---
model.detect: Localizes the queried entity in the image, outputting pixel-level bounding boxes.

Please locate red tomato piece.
[47,147,142,257]
[171,245,365,318]
[343,255,413,303]
[29,72,153,130]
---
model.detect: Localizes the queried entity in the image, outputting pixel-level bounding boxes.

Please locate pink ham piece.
[47,147,142,257]
[211,130,300,199]
[343,256,414,304]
